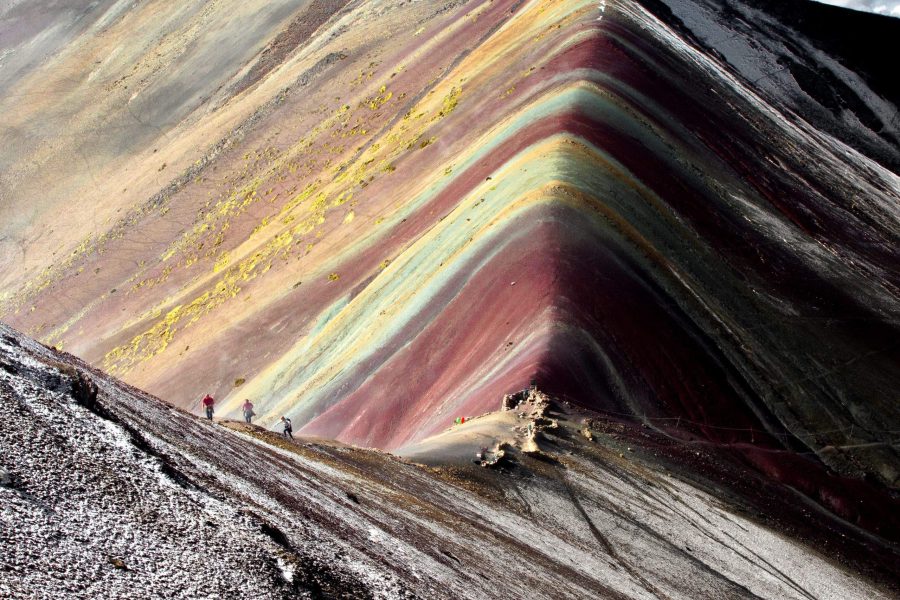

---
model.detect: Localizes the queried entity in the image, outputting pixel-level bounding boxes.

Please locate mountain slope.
[2,322,897,598]
[1,0,898,557]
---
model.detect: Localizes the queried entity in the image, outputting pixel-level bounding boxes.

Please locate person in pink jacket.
[242,399,255,424]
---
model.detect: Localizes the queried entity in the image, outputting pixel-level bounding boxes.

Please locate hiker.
[280,416,293,439]
[201,394,215,420]
[242,399,255,424]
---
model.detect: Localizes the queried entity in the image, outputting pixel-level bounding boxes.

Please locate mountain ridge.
[1,0,898,555]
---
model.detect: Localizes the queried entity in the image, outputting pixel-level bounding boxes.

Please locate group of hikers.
[200,394,293,439]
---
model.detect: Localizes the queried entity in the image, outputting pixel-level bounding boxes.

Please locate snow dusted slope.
[1,323,897,598]
[649,0,900,173]
[0,327,380,598]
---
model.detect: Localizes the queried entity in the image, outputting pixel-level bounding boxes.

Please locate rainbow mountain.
[1,1,899,593]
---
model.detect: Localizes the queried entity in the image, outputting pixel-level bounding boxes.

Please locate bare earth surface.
[1,1,899,596]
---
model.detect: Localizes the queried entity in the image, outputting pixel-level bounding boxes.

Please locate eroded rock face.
[1,0,898,494]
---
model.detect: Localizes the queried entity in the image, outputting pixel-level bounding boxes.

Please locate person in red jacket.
[201,394,215,420]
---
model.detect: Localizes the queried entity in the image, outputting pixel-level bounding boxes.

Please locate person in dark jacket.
[242,399,255,424]
[280,416,293,439]
[201,394,215,420]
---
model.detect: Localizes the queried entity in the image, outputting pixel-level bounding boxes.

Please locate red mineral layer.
[301,208,559,448]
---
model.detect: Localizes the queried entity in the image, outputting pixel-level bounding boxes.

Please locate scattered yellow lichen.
[439,86,461,117]
[213,251,230,273]
[364,87,393,111]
